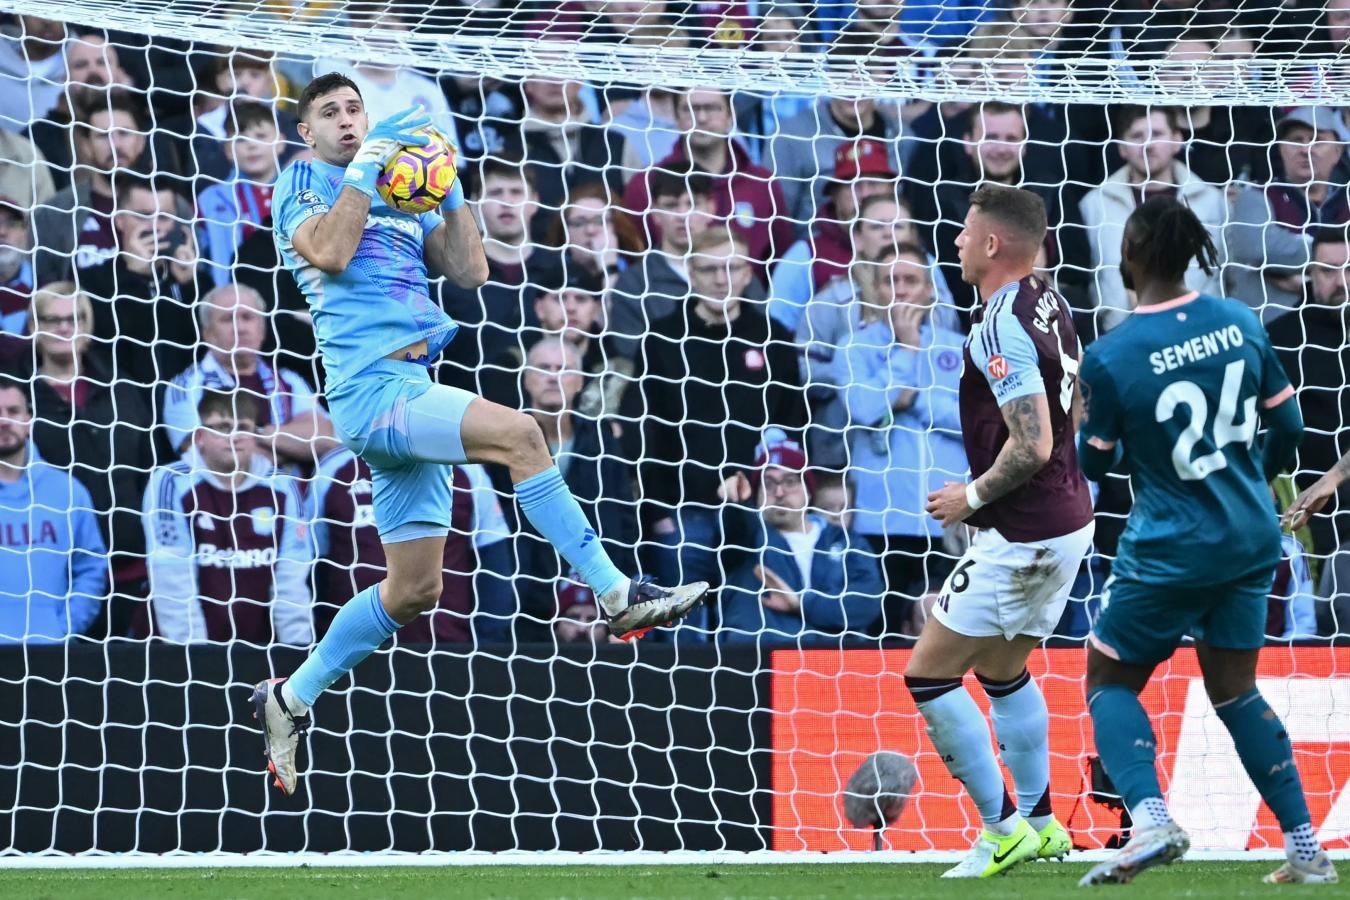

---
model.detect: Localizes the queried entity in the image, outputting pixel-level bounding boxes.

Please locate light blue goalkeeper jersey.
[272,158,456,388]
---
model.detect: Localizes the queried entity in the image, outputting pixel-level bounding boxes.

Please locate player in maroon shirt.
[905,185,1094,877]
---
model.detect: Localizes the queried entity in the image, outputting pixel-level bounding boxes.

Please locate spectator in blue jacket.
[0,376,107,643]
[717,433,882,644]
[197,100,284,287]
[833,245,967,636]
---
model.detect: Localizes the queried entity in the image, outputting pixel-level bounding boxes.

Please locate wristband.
[966,481,986,511]
[442,177,465,212]
[342,162,379,198]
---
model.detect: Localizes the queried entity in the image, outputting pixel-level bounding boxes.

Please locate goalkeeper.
[253,74,708,796]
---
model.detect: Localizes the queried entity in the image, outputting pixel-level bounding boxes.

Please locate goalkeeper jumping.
[253,73,708,796]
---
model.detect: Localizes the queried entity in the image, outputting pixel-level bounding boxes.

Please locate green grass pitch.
[0,862,1327,899]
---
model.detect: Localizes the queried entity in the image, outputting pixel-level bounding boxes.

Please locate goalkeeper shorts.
[1089,568,1274,667]
[326,358,476,540]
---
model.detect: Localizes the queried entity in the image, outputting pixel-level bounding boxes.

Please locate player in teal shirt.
[253,74,708,798]
[1076,197,1335,887]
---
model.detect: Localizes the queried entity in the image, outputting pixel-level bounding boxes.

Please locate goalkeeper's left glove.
[343,105,432,198]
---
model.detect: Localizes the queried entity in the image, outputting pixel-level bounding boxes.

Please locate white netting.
[0,0,1348,858]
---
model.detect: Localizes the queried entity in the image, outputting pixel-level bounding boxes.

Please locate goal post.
[0,0,1348,859]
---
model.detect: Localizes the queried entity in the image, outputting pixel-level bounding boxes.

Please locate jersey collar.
[1134,291,1199,314]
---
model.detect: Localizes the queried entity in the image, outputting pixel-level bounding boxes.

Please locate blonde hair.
[30,281,93,330]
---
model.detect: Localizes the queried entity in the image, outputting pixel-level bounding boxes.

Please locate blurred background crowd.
[0,0,1348,648]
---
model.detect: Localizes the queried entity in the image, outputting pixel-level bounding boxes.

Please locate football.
[376,128,457,215]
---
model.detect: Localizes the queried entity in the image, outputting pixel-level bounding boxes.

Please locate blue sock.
[1214,688,1312,834]
[1087,684,1164,811]
[287,584,398,709]
[981,670,1053,824]
[515,466,625,598]
[907,676,1017,829]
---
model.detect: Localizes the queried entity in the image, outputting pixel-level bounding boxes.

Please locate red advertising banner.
[771,647,1350,852]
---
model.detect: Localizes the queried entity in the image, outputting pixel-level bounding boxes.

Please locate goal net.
[0,0,1349,858]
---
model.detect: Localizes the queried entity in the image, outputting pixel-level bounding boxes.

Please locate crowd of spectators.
[1,1,1349,648]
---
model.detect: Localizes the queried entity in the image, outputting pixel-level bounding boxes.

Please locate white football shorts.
[931,520,1095,640]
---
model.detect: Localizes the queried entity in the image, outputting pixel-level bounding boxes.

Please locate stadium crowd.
[0,0,1349,647]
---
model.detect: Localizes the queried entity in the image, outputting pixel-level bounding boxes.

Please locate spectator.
[798,243,951,469]
[1080,105,1227,332]
[495,337,639,637]
[788,193,958,334]
[605,86,681,170]
[442,74,523,163]
[831,0,939,65]
[1228,106,1349,323]
[911,101,1090,316]
[1267,225,1350,558]
[315,6,460,144]
[78,172,200,387]
[769,100,903,231]
[27,282,152,636]
[31,91,147,283]
[554,597,611,644]
[482,266,633,421]
[716,435,882,644]
[634,228,806,593]
[27,30,135,184]
[159,48,296,187]
[547,181,646,290]
[622,88,793,275]
[1268,532,1319,640]
[162,283,334,467]
[0,196,34,365]
[734,5,816,166]
[1159,32,1274,187]
[812,470,851,530]
[197,99,283,286]
[142,390,312,645]
[834,241,967,636]
[0,133,55,213]
[610,166,718,358]
[308,447,513,644]
[511,76,635,241]
[1326,0,1350,57]
[0,375,107,643]
[440,157,561,392]
[768,139,901,328]
[0,15,66,133]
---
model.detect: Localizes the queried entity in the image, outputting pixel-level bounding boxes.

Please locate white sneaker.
[251,677,310,796]
[602,576,709,641]
[1079,823,1190,886]
[1265,850,1339,885]
[940,818,1038,878]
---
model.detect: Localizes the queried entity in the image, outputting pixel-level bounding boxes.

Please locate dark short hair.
[0,374,30,412]
[892,241,929,265]
[970,101,1023,131]
[968,184,1047,245]
[197,389,261,426]
[1312,223,1350,255]
[649,164,715,205]
[1113,104,1179,137]
[856,192,908,222]
[113,169,172,206]
[224,98,279,138]
[298,72,362,122]
[74,88,144,131]
[475,156,537,196]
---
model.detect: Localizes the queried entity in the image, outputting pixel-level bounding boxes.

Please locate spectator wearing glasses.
[26,282,153,637]
[716,433,882,644]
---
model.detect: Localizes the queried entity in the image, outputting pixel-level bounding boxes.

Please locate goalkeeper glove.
[342,106,433,198]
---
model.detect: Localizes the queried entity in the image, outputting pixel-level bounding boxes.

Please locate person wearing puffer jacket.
[832,255,968,636]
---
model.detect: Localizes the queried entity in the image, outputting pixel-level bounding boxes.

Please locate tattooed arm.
[925,391,1053,528]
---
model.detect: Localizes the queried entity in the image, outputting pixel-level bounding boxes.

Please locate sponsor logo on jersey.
[733,201,755,229]
[197,543,277,569]
[364,214,423,239]
[987,354,1009,380]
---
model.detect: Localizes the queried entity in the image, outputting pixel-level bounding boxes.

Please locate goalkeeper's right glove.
[342,105,433,198]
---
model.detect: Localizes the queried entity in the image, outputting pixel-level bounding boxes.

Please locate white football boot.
[252,677,310,796]
[1079,823,1190,886]
[601,576,710,641]
[1264,851,1339,885]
